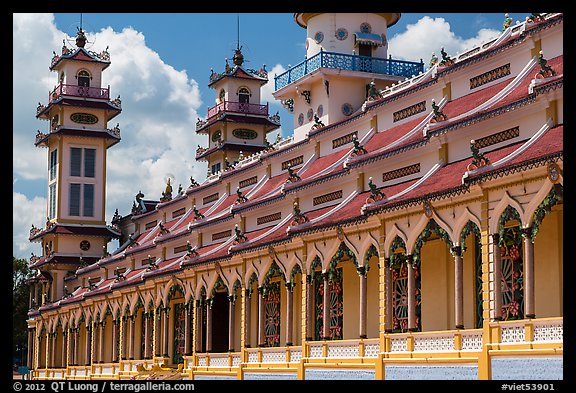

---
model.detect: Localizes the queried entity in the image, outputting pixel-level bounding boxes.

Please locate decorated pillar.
[129,316,136,360]
[205,300,213,352]
[98,321,105,363]
[73,328,79,366]
[112,320,118,362]
[258,286,265,346]
[228,295,235,351]
[154,309,161,357]
[322,272,330,339]
[121,317,127,360]
[522,228,535,318]
[452,246,464,329]
[244,289,251,347]
[384,258,393,332]
[84,325,92,365]
[286,282,294,345]
[184,302,192,356]
[61,330,67,367]
[27,328,34,369]
[163,308,170,357]
[492,234,503,320]
[305,275,313,341]
[194,299,202,353]
[358,266,367,339]
[48,332,54,368]
[407,255,417,331]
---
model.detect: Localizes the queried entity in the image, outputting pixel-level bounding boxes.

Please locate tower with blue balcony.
[274,13,424,141]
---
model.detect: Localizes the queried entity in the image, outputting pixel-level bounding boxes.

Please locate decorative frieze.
[257,212,282,225]
[212,230,232,241]
[474,126,519,149]
[332,131,358,149]
[469,63,511,89]
[281,155,304,171]
[393,101,426,122]
[239,176,258,189]
[313,190,343,206]
[203,193,219,205]
[145,220,157,230]
[172,207,186,219]
[382,163,420,182]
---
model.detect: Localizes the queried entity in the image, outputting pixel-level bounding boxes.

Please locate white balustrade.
[247,350,259,363]
[209,354,229,367]
[327,341,359,358]
[460,330,483,351]
[289,348,302,362]
[308,343,323,358]
[363,341,380,358]
[197,355,207,367]
[261,349,286,363]
[413,333,454,352]
[231,354,241,366]
[532,319,563,342]
[389,335,408,352]
[500,323,526,343]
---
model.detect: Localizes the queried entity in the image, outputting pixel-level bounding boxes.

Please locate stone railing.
[91,363,120,378]
[490,317,563,345]
[194,352,242,368]
[386,329,484,353]
[305,338,380,358]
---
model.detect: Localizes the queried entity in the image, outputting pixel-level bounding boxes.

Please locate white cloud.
[388,16,500,65]
[13,14,206,259]
[13,192,45,257]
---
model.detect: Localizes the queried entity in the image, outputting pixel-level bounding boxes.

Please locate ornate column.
[522,228,535,318]
[322,272,330,339]
[452,246,464,329]
[194,299,202,353]
[244,289,251,348]
[48,332,54,368]
[257,287,265,346]
[98,321,105,363]
[27,328,34,369]
[84,325,91,365]
[112,320,118,362]
[358,266,367,339]
[121,317,128,360]
[73,328,79,366]
[163,308,170,357]
[492,234,503,320]
[205,300,213,352]
[306,275,313,341]
[384,257,393,332]
[228,295,235,351]
[407,255,417,331]
[184,302,192,356]
[285,282,294,346]
[129,316,136,360]
[61,330,67,367]
[154,309,161,357]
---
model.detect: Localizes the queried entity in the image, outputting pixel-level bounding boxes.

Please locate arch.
[289,263,303,285]
[384,224,407,258]
[237,86,251,103]
[244,265,259,288]
[263,260,286,287]
[259,256,287,287]
[407,213,453,254]
[364,244,379,271]
[412,218,454,265]
[210,275,229,299]
[76,69,91,87]
[490,191,524,234]
[327,242,358,273]
[453,207,482,247]
[525,183,563,238]
[358,231,380,267]
[166,283,186,304]
[284,251,304,281]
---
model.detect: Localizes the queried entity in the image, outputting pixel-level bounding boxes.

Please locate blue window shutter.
[70,148,82,177]
[49,149,57,181]
[84,148,96,178]
[49,184,56,219]
[83,184,94,217]
[69,183,81,216]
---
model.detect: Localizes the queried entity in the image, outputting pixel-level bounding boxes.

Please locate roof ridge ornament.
[467,139,490,171]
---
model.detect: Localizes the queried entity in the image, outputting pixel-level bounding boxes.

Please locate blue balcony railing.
[274,50,425,91]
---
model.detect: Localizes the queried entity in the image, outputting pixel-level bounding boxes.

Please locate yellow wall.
[367,256,379,338]
[534,205,563,317]
[421,238,452,331]
[342,262,360,339]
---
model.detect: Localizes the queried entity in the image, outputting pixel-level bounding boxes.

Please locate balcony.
[207,100,268,119]
[49,83,110,103]
[274,51,425,91]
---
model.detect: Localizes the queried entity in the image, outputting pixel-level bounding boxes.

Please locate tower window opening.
[358,43,372,57]
[77,70,91,87]
[238,87,250,111]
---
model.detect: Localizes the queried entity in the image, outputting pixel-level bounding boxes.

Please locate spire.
[232,15,244,66]
[75,14,87,48]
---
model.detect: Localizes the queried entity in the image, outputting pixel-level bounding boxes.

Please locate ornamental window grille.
[460,221,484,328]
[172,303,186,364]
[140,313,153,359]
[48,183,56,219]
[282,155,304,171]
[499,224,524,321]
[263,281,281,347]
[314,267,344,340]
[145,220,157,231]
[239,176,258,189]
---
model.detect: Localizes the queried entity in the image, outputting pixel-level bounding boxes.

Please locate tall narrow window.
[69,183,81,216]
[238,87,250,108]
[84,148,96,178]
[48,184,56,219]
[49,149,57,181]
[83,184,94,217]
[211,162,221,174]
[70,148,82,176]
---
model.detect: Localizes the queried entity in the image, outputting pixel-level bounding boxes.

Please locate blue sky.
[13,12,532,259]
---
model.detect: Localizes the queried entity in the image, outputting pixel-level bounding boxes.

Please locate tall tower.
[274,13,425,141]
[29,27,122,304]
[195,46,280,175]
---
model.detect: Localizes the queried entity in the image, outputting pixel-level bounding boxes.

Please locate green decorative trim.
[531,184,562,239]
[459,220,481,255]
[364,244,378,272]
[497,206,522,246]
[412,219,453,265]
[168,284,185,302]
[211,276,227,298]
[389,236,407,269]
[263,260,285,294]
[328,242,357,279]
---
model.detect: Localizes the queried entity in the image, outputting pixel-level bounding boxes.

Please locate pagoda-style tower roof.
[294,13,401,28]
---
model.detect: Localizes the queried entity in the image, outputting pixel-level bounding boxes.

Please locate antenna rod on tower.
[80,13,83,31]
[237,14,240,50]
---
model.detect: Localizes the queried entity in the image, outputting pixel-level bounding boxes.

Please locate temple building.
[26,13,563,380]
